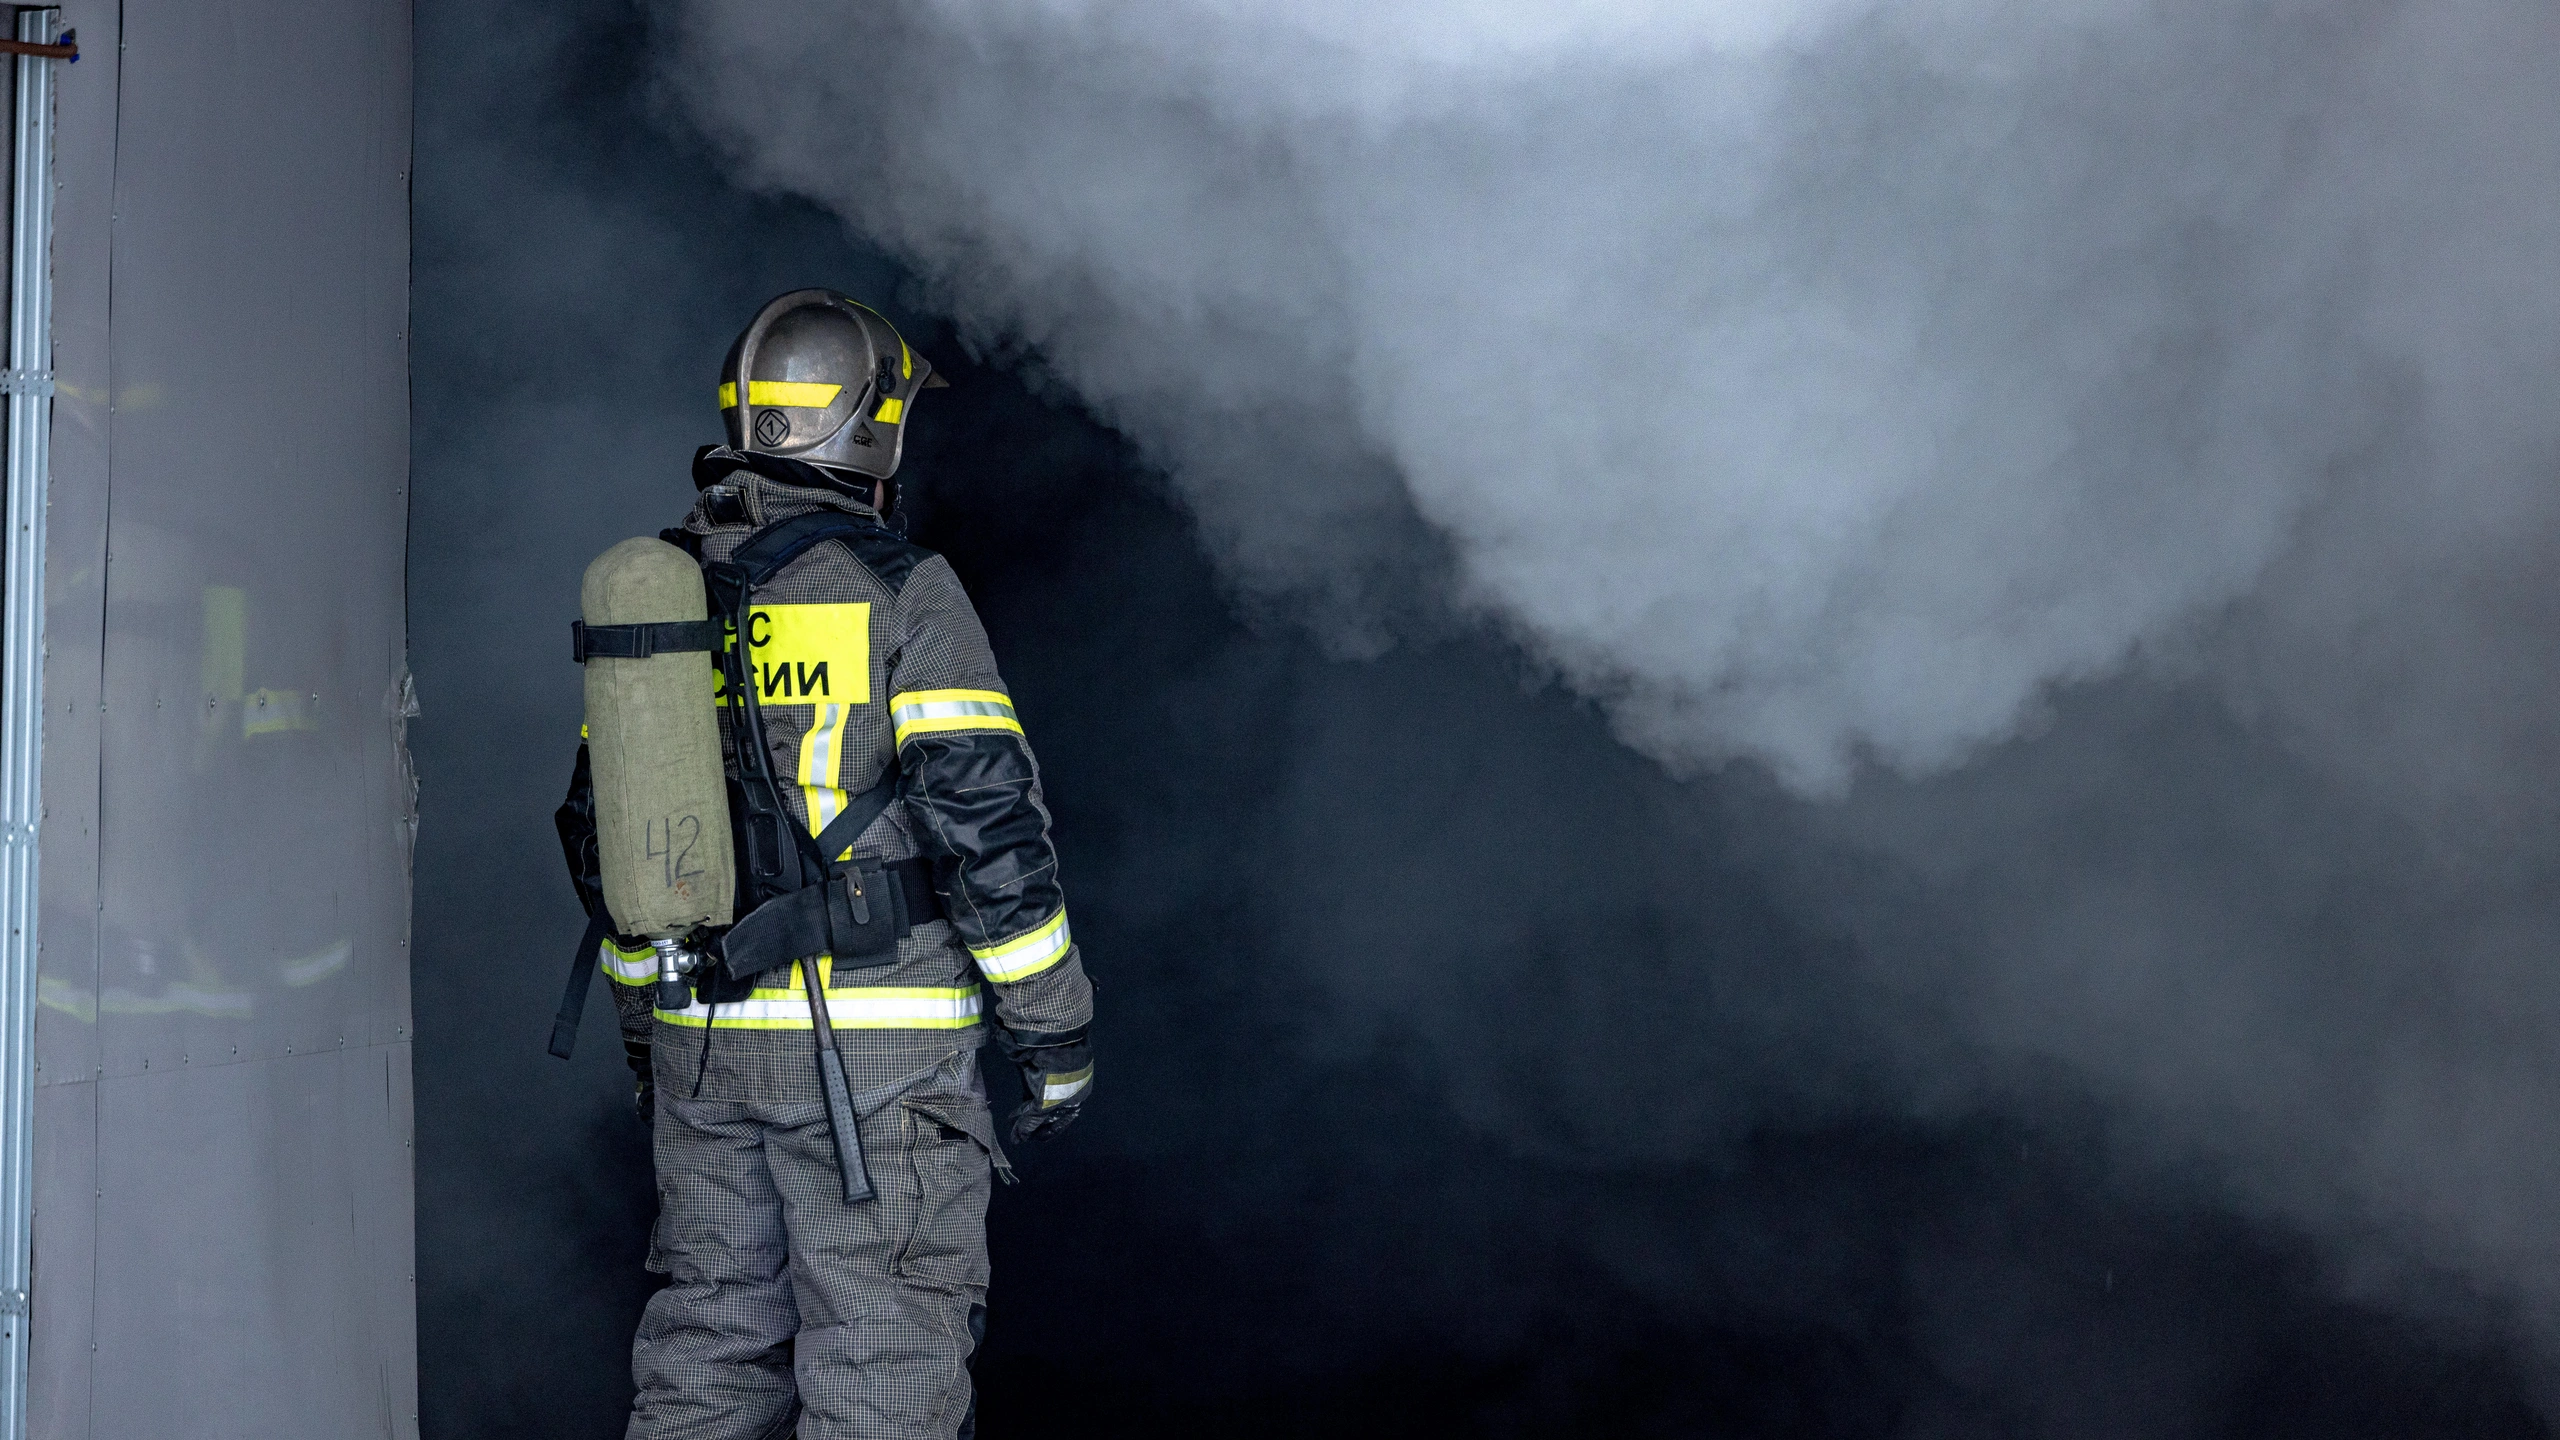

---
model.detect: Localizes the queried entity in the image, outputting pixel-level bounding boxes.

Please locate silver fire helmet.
[719,289,947,485]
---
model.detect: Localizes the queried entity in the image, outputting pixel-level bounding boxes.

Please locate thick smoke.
[655,0,2557,792]
[409,0,2560,1431]
[644,0,2560,1366]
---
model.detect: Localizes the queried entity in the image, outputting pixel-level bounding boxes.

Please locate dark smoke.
[411,1,2560,1435]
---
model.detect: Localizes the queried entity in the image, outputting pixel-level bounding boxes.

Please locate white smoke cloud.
[648,0,2556,795]
[652,0,2560,1366]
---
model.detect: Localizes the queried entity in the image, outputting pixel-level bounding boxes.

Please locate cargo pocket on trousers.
[644,1180,672,1275]
[893,1093,997,1294]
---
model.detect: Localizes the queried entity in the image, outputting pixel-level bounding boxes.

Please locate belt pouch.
[827,859,901,966]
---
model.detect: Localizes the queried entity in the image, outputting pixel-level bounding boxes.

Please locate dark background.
[407,2,2553,1434]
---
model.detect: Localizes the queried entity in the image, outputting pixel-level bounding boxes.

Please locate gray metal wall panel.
[27,0,417,1435]
[28,1,124,1427]
[22,1083,87,1440]
[93,0,412,1080]
[89,1046,416,1440]
[365,1041,420,1435]
[31,0,120,1094]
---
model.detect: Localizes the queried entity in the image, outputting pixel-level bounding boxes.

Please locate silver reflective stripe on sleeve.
[600,938,656,987]
[1042,1065,1092,1107]
[889,688,1023,746]
[969,908,1070,983]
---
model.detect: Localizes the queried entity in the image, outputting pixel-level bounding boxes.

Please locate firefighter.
[557,289,1094,1439]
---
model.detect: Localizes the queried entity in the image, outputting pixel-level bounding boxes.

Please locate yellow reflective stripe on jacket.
[718,380,845,409]
[970,908,1070,983]
[654,984,983,1030]
[600,938,655,987]
[1041,1064,1092,1108]
[798,700,858,856]
[890,688,1021,746]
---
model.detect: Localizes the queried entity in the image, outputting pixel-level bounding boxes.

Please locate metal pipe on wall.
[0,8,57,1438]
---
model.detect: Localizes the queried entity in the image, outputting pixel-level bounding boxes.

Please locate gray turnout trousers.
[628,1047,1009,1440]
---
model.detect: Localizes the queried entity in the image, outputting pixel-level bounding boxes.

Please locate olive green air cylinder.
[582,537,735,940]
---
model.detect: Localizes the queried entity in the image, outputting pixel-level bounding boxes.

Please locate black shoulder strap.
[701,512,914,906]
[728,510,897,586]
[547,912,609,1060]
[713,498,936,598]
[809,768,902,869]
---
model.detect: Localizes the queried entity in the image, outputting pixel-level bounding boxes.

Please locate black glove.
[995,1025,1092,1144]
[625,1035,656,1130]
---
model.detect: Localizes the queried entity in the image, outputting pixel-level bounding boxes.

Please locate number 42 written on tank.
[647,813,709,892]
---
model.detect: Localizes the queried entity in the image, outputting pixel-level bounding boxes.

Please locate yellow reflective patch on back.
[718,382,736,409]
[715,602,872,707]
[872,396,905,425]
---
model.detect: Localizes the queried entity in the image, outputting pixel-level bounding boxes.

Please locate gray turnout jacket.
[580,467,1093,1098]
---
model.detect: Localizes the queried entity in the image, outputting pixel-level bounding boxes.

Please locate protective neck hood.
[691,444,873,504]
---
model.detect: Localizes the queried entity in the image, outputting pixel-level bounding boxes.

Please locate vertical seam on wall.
[396,0,416,1043]
[82,1,125,1424]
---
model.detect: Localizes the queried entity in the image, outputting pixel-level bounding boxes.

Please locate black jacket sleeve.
[886,558,1094,1037]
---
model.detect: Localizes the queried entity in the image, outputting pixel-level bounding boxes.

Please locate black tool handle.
[801,959,874,1203]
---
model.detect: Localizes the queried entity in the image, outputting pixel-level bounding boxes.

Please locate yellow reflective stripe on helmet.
[970,908,1070,983]
[599,938,656,987]
[718,380,845,409]
[654,984,983,1029]
[890,688,1021,746]
[872,396,905,425]
[1041,1065,1092,1107]
[756,381,844,407]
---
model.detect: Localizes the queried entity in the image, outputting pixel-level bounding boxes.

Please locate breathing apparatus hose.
[705,558,875,1204]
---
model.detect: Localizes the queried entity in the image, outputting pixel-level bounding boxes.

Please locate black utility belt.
[715,855,943,983]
